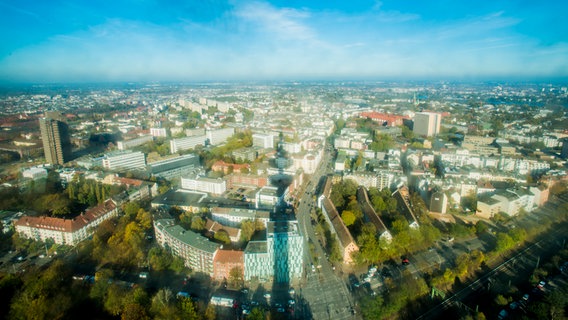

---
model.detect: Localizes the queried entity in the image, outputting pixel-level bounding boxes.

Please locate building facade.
[39,112,72,165]
[153,219,220,276]
[15,199,119,246]
[181,176,226,195]
[413,112,441,137]
[102,150,147,171]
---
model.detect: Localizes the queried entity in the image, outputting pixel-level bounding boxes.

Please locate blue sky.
[0,0,567,82]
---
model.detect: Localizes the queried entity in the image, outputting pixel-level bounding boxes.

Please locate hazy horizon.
[1,0,567,83]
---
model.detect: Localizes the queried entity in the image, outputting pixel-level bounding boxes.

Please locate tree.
[122,303,150,320]
[214,230,231,244]
[228,266,244,288]
[341,210,356,227]
[494,294,509,306]
[148,247,173,271]
[190,216,206,231]
[179,297,200,320]
[495,232,515,253]
[205,304,216,320]
[124,201,142,217]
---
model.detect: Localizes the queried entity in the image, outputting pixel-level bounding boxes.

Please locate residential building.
[252,133,274,149]
[205,218,241,243]
[360,111,405,127]
[321,198,359,264]
[15,199,119,246]
[244,241,272,281]
[211,161,250,174]
[213,250,244,281]
[413,112,442,137]
[22,167,48,180]
[150,127,167,138]
[267,220,304,283]
[430,191,448,214]
[207,127,235,145]
[392,186,420,229]
[357,187,392,243]
[170,135,207,153]
[147,154,200,180]
[181,176,226,196]
[153,219,220,276]
[226,173,268,189]
[39,112,72,165]
[210,207,270,228]
[102,150,146,171]
[116,135,153,150]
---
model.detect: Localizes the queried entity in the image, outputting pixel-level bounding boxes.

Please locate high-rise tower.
[39,112,71,165]
[413,112,441,137]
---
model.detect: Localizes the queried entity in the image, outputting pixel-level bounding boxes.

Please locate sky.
[0,0,567,83]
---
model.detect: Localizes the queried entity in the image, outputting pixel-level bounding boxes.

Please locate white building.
[170,135,207,153]
[150,127,167,138]
[116,135,153,150]
[207,127,235,145]
[413,112,442,137]
[22,167,48,180]
[252,133,274,149]
[102,150,146,171]
[210,207,270,228]
[181,176,226,195]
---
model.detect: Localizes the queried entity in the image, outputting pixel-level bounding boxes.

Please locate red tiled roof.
[213,249,244,264]
[15,199,117,232]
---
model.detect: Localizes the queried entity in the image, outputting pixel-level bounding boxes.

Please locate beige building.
[15,199,119,246]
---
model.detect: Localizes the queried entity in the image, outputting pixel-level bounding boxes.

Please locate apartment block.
[102,150,146,171]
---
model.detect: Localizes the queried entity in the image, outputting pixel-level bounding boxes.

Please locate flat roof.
[165,224,221,253]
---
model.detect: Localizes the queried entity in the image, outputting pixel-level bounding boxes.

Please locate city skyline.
[1,0,567,83]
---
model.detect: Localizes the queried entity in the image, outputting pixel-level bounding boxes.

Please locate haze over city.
[1,0,568,82]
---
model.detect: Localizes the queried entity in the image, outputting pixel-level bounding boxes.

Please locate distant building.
[170,135,207,153]
[153,219,221,276]
[15,199,119,246]
[150,127,167,138]
[430,191,448,214]
[360,111,405,127]
[207,127,235,145]
[116,135,153,150]
[39,111,72,165]
[147,154,200,180]
[252,133,274,149]
[413,112,441,137]
[561,138,568,159]
[22,167,48,180]
[102,150,146,171]
[210,207,270,228]
[181,175,226,196]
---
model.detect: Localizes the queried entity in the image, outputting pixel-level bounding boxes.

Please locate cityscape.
[0,1,568,320]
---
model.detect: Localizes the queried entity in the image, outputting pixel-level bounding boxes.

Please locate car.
[277,307,285,313]
[537,280,546,290]
[522,293,530,302]
[264,293,271,299]
[288,288,295,295]
[288,299,295,306]
[402,258,410,265]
